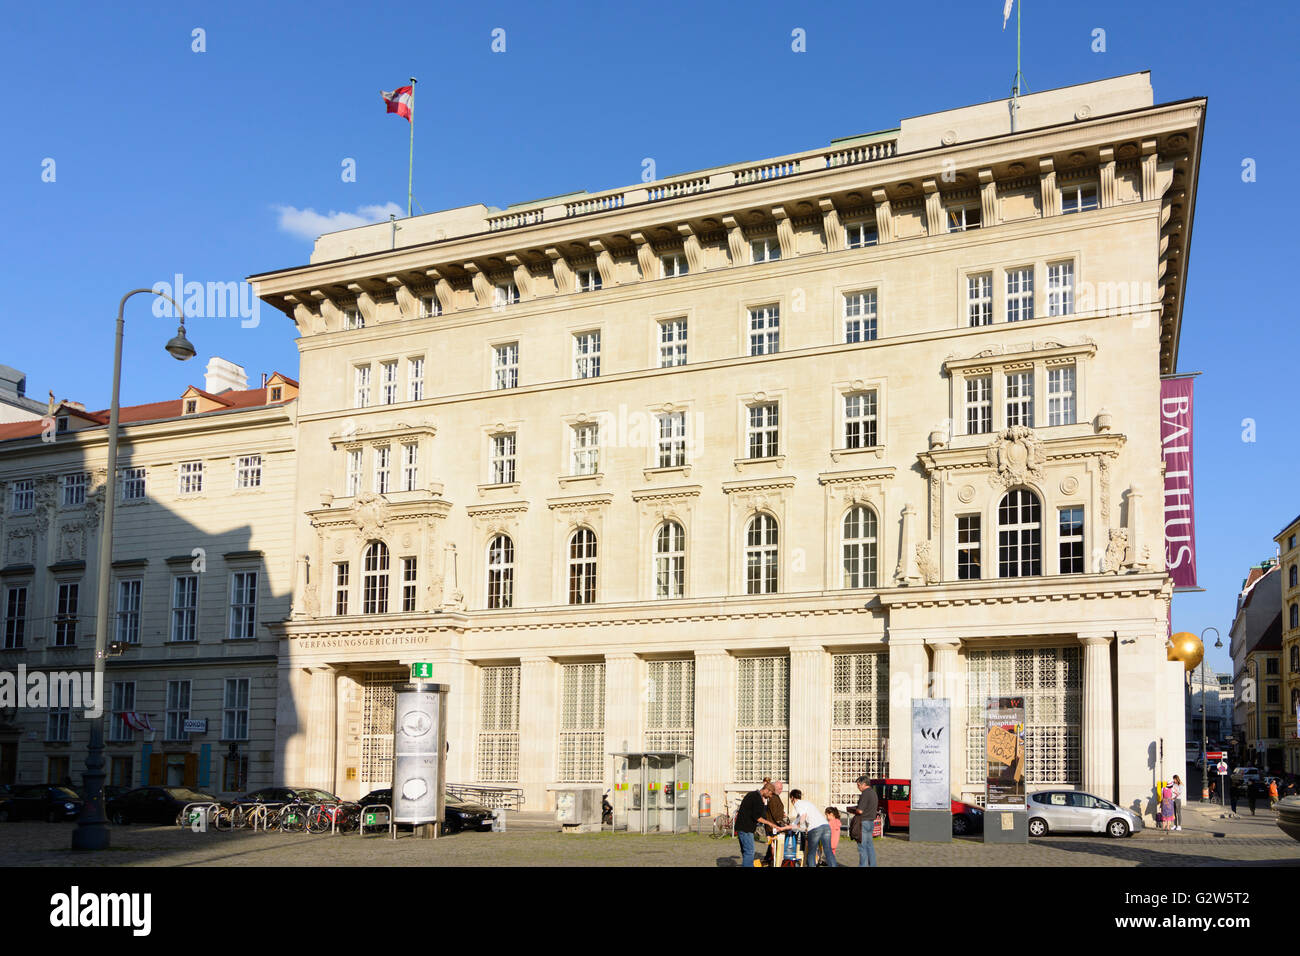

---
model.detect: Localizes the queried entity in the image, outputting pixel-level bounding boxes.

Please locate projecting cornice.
[876,571,1168,609]
[918,431,1126,475]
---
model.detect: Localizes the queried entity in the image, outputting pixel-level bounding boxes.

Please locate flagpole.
[407,76,417,218]
[1012,1,1021,132]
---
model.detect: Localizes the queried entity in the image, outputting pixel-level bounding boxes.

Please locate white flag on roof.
[1003,0,1014,29]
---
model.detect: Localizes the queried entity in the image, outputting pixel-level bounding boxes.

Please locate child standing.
[824,807,842,866]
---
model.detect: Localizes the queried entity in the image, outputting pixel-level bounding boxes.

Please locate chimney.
[204,357,248,394]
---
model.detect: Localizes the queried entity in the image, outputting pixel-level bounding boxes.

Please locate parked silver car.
[1026,790,1143,838]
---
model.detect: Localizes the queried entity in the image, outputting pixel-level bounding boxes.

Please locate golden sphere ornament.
[1167,632,1204,672]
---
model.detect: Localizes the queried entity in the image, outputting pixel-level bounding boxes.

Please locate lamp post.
[1200,627,1222,800]
[72,289,194,851]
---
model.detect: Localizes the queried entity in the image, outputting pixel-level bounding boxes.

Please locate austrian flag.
[381,85,413,122]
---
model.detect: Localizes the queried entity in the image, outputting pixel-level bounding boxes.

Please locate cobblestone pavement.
[3,820,1299,866]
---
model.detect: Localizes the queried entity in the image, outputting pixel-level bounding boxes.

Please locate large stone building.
[1275,516,1299,773]
[1229,559,1282,769]
[248,71,1203,815]
[0,360,298,794]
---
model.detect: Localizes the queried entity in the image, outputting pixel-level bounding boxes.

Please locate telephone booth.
[609,751,692,834]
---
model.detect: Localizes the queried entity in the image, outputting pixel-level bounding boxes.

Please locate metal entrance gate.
[361,672,398,789]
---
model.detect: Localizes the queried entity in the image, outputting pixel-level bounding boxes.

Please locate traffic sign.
[1216,762,1228,775]
[1205,750,1226,759]
[410,662,433,680]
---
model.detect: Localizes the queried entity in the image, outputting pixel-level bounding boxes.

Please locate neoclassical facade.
[252,72,1203,813]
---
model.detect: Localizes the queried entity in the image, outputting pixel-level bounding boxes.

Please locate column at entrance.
[887,638,929,779]
[789,646,830,807]
[274,664,309,788]
[693,649,732,815]
[927,637,965,794]
[303,666,338,792]
[1080,633,1116,801]
[519,657,558,810]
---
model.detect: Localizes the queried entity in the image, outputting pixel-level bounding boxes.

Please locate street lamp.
[72,288,194,851]
[1200,626,1222,800]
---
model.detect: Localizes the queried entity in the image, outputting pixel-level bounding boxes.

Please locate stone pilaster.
[887,638,929,779]
[788,646,830,806]
[1098,146,1117,209]
[519,657,558,809]
[978,168,998,227]
[275,664,308,788]
[303,666,337,792]
[604,652,640,757]
[1081,634,1116,801]
[693,649,732,807]
[928,638,964,790]
[1039,158,1059,217]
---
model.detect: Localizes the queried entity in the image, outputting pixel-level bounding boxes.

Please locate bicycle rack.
[359,803,396,840]
[304,803,343,835]
[179,802,220,830]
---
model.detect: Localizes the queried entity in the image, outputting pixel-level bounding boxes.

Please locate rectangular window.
[343,308,364,330]
[170,574,198,642]
[661,254,688,278]
[748,305,780,355]
[4,585,27,649]
[572,424,599,476]
[747,403,779,459]
[957,516,981,580]
[334,562,349,615]
[1058,507,1085,574]
[47,703,71,743]
[947,205,981,232]
[1005,371,1034,428]
[109,682,135,742]
[845,221,878,249]
[401,443,419,491]
[401,557,418,612]
[476,665,520,783]
[223,754,248,792]
[109,756,134,788]
[184,399,198,415]
[843,290,878,343]
[11,479,34,513]
[1006,267,1034,322]
[658,318,688,367]
[575,268,601,293]
[165,680,191,741]
[1060,184,1099,215]
[1047,366,1077,426]
[558,662,605,783]
[235,454,262,489]
[751,237,780,263]
[1268,716,1281,737]
[121,467,146,502]
[967,273,993,326]
[61,472,88,506]
[493,343,519,390]
[223,678,250,741]
[373,446,391,494]
[844,391,879,449]
[229,572,257,640]
[574,331,601,379]
[407,357,424,402]
[644,659,694,757]
[381,361,399,405]
[418,295,440,318]
[54,582,78,646]
[353,365,371,408]
[115,579,141,644]
[493,282,520,307]
[178,461,204,495]
[346,449,363,496]
[656,412,687,468]
[735,656,789,783]
[1047,261,1075,316]
[965,376,992,435]
[830,653,888,803]
[490,433,517,485]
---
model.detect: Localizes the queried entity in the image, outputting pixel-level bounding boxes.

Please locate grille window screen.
[735,656,789,783]
[965,647,1081,786]
[644,659,694,758]
[830,652,889,803]
[361,672,396,788]
[559,662,606,782]
[476,665,520,782]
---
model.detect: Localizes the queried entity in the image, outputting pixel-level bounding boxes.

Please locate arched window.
[487,534,514,610]
[842,506,878,588]
[1291,564,1298,588]
[362,541,389,614]
[745,513,779,594]
[997,489,1042,577]
[568,528,597,605]
[1292,603,1299,630]
[1293,688,1300,711]
[654,521,685,600]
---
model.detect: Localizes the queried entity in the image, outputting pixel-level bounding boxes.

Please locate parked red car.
[864,778,985,836]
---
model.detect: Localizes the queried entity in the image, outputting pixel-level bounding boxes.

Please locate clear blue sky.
[2,0,1295,671]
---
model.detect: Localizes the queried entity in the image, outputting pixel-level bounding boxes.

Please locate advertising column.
[984,696,1028,844]
[910,698,952,842]
[391,682,448,836]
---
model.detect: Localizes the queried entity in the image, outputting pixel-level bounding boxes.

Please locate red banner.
[1160,377,1197,588]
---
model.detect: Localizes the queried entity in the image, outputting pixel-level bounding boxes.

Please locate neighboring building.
[1186,662,1227,748]
[0,360,299,794]
[250,72,1204,813]
[1229,560,1282,768]
[0,366,49,424]
[1276,515,1300,774]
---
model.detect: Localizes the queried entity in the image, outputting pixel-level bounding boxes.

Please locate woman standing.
[1170,775,1184,831]
[1160,781,1176,830]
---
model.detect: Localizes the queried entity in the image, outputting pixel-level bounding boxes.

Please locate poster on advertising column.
[1160,376,1197,589]
[986,697,1026,811]
[911,699,950,810]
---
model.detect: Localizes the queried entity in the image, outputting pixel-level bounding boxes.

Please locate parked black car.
[238,787,350,806]
[357,788,493,833]
[107,786,224,825]
[0,784,85,822]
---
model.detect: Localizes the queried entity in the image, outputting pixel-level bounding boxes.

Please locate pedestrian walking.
[789,790,836,867]
[1229,780,1239,814]
[1247,781,1259,816]
[1269,778,1279,809]
[1170,775,1184,831]
[734,781,779,868]
[850,775,879,867]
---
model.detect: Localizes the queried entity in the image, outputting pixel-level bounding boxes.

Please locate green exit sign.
[410,663,433,680]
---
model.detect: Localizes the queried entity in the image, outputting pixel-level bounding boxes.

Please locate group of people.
[1225,774,1295,815]
[1156,775,1184,830]
[734,775,880,868]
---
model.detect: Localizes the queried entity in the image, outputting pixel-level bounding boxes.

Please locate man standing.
[850,776,879,867]
[789,789,835,867]
[766,780,790,864]
[734,782,777,868]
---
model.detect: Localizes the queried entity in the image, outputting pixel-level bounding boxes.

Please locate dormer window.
[575,269,601,293]
[184,398,198,415]
[269,386,283,402]
[55,416,68,433]
[947,204,981,233]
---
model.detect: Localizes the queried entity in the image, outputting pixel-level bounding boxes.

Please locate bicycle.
[272,802,310,832]
[307,803,359,834]
[232,802,276,831]
[711,808,734,839]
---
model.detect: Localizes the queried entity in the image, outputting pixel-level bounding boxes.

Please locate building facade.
[1275,516,1299,773]
[1229,560,1282,769]
[0,362,298,795]
[250,72,1203,814]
